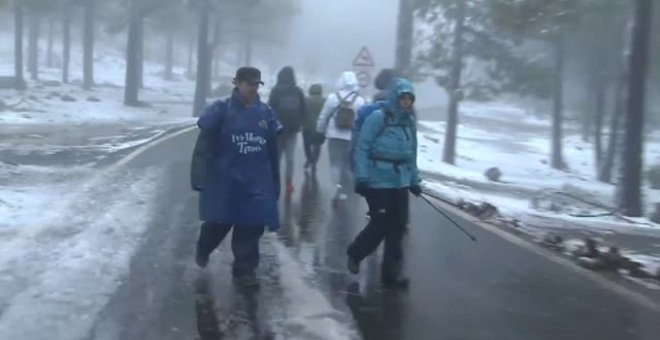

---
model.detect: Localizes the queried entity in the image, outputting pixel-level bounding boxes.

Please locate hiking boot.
[195,248,210,268]
[347,255,360,275]
[233,273,260,288]
[382,276,410,290]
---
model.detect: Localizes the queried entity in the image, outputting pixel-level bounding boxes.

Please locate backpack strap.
[336,91,357,105]
[375,109,394,139]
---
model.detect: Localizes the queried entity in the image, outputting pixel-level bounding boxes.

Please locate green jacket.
[304,84,325,132]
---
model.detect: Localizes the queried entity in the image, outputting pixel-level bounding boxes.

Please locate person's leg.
[196,222,232,268]
[312,142,322,166]
[231,225,266,285]
[338,139,352,189]
[284,133,297,185]
[327,139,342,189]
[302,130,313,168]
[311,133,323,168]
[347,189,388,272]
[381,189,409,287]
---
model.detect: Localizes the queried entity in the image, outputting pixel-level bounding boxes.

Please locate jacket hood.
[374,68,398,90]
[387,78,415,118]
[336,71,359,92]
[277,66,296,86]
[308,84,323,96]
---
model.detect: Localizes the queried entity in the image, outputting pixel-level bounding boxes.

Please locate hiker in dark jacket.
[268,66,306,195]
[303,84,326,173]
[373,68,399,102]
[192,66,282,288]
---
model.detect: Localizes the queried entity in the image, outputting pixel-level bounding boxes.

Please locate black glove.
[410,184,422,197]
[355,182,370,197]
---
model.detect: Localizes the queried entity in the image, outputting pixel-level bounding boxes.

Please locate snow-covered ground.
[418,102,660,226]
[417,102,660,284]
[0,30,200,338]
[0,164,163,339]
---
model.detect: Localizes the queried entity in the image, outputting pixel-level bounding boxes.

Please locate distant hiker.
[372,68,399,102]
[192,66,282,288]
[303,84,326,173]
[268,66,306,195]
[316,71,366,202]
[347,78,422,289]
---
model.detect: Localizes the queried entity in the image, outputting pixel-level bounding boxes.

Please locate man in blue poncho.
[191,66,282,288]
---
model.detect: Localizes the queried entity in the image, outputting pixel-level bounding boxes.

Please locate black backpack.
[276,89,303,130]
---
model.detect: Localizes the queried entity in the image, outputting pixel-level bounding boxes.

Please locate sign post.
[353,46,376,94]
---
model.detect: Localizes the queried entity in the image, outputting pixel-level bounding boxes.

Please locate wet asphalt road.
[90,129,660,340]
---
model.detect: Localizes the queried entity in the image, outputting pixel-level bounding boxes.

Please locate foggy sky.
[286,0,397,84]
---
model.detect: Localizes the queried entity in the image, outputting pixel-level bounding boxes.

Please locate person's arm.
[190,129,209,191]
[354,112,382,184]
[299,87,307,124]
[410,119,421,186]
[197,100,226,131]
[266,107,284,199]
[268,87,278,113]
[316,93,337,134]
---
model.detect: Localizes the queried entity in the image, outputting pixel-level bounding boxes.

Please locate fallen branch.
[537,189,652,226]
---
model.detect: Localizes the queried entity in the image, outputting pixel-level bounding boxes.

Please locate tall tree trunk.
[551,36,565,170]
[28,12,40,81]
[187,26,195,78]
[395,0,414,75]
[594,82,606,169]
[243,27,253,66]
[213,53,220,79]
[136,17,144,89]
[46,16,54,68]
[599,79,625,183]
[581,84,592,143]
[14,0,25,89]
[124,13,142,106]
[62,5,72,84]
[193,0,211,117]
[164,30,174,81]
[443,0,466,165]
[209,15,220,92]
[618,0,653,217]
[83,0,96,90]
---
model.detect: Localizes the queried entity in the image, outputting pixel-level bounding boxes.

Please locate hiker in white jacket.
[316,71,367,201]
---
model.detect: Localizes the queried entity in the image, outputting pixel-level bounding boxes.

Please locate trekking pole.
[420,193,478,243]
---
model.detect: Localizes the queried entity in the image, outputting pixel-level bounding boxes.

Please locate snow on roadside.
[417,112,660,227]
[0,167,163,340]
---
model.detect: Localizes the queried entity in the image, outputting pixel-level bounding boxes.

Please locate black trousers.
[347,188,409,279]
[302,130,323,166]
[196,222,265,276]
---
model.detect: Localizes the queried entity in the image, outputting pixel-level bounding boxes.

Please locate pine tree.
[415,0,545,164]
[618,0,654,217]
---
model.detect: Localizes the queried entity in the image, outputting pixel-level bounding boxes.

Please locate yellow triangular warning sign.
[353,46,375,67]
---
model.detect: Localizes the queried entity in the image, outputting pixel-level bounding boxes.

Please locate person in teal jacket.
[347,77,422,289]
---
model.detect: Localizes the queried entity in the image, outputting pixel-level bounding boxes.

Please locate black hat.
[234,66,264,85]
